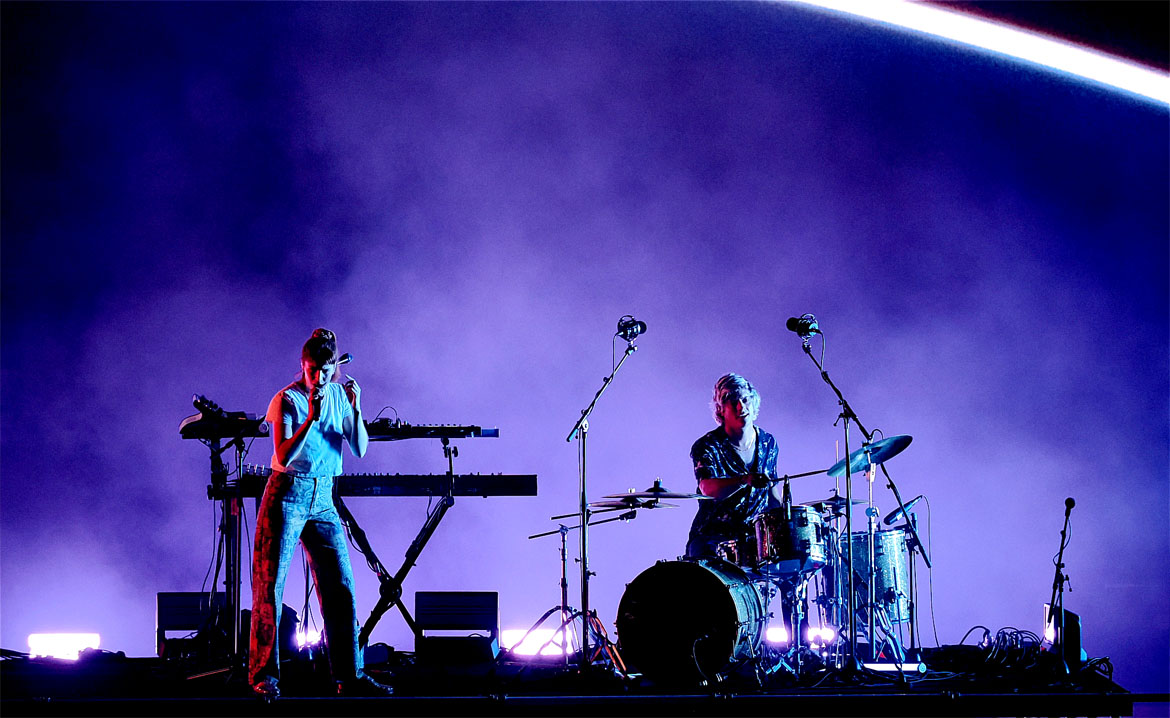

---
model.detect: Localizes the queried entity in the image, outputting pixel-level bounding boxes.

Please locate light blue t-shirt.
[267,381,353,477]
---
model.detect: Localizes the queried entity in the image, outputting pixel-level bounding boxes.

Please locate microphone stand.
[1047,499,1074,675]
[564,337,638,669]
[798,334,867,667]
[797,333,932,667]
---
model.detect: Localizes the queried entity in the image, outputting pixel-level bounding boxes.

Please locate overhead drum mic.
[785,314,820,337]
[617,315,647,341]
[883,494,925,525]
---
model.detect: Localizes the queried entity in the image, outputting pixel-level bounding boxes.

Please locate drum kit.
[537,313,928,684]
[611,435,925,685]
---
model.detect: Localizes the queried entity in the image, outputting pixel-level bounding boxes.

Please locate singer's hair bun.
[302,328,338,364]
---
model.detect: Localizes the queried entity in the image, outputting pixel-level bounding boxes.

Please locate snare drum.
[752,505,828,575]
[715,534,758,567]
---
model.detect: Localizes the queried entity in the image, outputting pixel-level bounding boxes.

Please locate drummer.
[685,373,780,560]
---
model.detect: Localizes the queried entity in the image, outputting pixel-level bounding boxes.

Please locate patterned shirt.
[686,426,779,549]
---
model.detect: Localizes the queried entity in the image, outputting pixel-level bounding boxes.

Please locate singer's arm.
[343,376,368,458]
[272,395,317,467]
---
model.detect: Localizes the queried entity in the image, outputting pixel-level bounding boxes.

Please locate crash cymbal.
[602,478,711,500]
[826,434,913,478]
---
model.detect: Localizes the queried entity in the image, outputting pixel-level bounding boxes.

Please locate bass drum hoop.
[615,558,764,684]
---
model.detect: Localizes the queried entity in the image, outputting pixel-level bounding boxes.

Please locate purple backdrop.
[2,2,1166,693]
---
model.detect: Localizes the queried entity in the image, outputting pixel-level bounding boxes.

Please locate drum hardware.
[527,496,657,672]
[564,319,643,667]
[788,318,928,668]
[511,525,580,663]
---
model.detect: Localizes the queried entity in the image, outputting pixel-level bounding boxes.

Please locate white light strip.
[791,1,1170,105]
[28,633,100,660]
[864,661,926,673]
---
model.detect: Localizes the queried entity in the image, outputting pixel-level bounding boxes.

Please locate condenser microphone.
[785,314,820,337]
[617,316,647,341]
[883,494,925,525]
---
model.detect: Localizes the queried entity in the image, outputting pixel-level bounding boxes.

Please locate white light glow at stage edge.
[295,627,322,648]
[501,628,574,656]
[792,1,1170,105]
[27,633,100,660]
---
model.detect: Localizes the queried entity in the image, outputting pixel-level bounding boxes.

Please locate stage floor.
[1,648,1162,717]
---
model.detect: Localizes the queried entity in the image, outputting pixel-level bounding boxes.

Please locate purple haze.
[2,2,1166,693]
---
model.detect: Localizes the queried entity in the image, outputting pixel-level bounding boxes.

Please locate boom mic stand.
[564,327,640,669]
[793,323,928,668]
[1047,497,1075,675]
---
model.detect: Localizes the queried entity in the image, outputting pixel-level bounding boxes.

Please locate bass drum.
[615,558,764,684]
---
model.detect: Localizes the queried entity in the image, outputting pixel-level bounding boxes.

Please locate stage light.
[27,633,100,660]
[501,628,573,656]
[807,626,836,644]
[294,627,322,649]
[791,1,1170,105]
[765,625,789,644]
[864,661,927,674]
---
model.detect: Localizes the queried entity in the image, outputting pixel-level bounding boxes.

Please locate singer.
[685,373,780,559]
[248,328,390,698]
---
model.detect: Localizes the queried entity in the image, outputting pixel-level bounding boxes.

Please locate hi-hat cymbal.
[802,494,865,513]
[827,435,913,478]
[588,498,678,510]
[602,478,711,500]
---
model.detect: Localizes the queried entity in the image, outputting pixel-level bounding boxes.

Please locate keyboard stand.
[343,437,461,647]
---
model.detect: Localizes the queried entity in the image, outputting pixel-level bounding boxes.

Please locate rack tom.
[752,505,828,575]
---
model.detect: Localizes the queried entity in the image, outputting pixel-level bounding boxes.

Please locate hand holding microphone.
[308,388,324,423]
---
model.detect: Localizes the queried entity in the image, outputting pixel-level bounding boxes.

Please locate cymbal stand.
[529,508,639,669]
[564,333,639,668]
[515,525,579,662]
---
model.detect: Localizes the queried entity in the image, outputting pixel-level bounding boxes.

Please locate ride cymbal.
[826,434,913,478]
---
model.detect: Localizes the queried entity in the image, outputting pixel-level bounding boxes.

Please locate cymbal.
[802,495,865,513]
[827,434,913,478]
[602,478,711,500]
[588,499,678,510]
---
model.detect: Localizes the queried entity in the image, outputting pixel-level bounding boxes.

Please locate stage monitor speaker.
[1044,603,1088,669]
[415,591,499,664]
[156,592,225,658]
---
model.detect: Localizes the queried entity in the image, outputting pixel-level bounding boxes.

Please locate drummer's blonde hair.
[712,373,760,425]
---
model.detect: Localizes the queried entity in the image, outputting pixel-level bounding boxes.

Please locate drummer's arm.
[699,476,751,500]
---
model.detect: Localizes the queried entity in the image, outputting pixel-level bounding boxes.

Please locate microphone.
[785,314,820,337]
[1065,497,1075,513]
[337,353,353,365]
[617,316,647,341]
[883,494,925,526]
